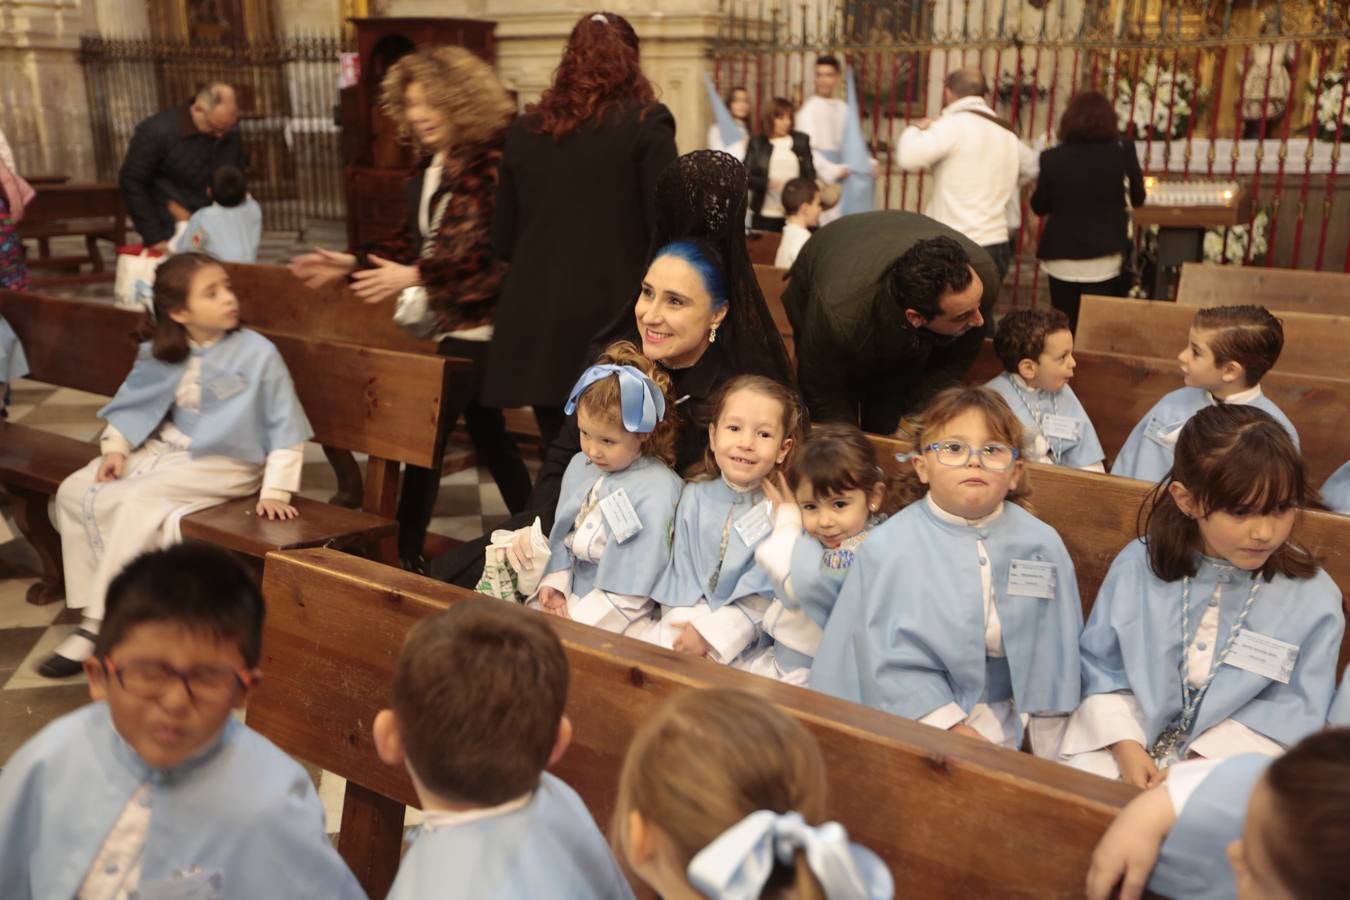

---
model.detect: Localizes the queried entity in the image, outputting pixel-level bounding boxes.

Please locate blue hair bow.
[686,810,894,900]
[564,364,666,434]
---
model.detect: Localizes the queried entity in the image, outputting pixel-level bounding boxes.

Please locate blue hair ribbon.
[564,364,666,434]
[686,810,893,900]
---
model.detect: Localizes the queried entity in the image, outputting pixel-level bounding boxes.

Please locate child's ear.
[911,453,930,485]
[867,481,886,512]
[1017,358,1039,383]
[1169,480,1201,518]
[234,668,262,710]
[372,709,405,767]
[1007,459,1024,492]
[85,658,108,702]
[625,809,656,867]
[1219,360,1246,384]
[167,306,192,326]
[775,436,794,465]
[547,715,574,768]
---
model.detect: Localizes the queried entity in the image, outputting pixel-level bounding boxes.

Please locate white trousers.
[54,437,261,619]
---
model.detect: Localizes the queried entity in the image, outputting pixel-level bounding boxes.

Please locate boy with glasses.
[0,543,366,899]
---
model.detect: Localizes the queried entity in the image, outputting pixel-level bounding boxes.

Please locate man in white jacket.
[897,68,1038,279]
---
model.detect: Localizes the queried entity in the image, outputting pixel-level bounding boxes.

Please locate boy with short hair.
[172,165,263,263]
[373,599,633,899]
[985,307,1105,471]
[0,543,366,899]
[774,176,822,270]
[1111,304,1298,483]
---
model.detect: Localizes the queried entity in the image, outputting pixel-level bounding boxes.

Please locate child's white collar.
[418,791,532,833]
[1211,383,1263,405]
[925,492,1004,528]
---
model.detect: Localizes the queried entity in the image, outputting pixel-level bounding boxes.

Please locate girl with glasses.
[811,386,1083,754]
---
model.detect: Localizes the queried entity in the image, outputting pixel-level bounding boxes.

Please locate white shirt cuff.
[1188,718,1285,760]
[694,596,770,663]
[1060,691,1148,756]
[260,443,305,500]
[919,701,968,732]
[1078,461,1107,474]
[100,424,134,457]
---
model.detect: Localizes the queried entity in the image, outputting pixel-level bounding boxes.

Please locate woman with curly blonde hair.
[290,46,532,569]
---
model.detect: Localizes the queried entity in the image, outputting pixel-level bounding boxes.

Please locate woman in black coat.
[482,12,678,449]
[745,97,816,233]
[1031,91,1146,331]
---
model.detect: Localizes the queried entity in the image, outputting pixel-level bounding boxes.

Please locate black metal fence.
[711,0,1350,300]
[80,33,353,234]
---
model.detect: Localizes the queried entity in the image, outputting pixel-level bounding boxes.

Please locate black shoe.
[37,626,98,679]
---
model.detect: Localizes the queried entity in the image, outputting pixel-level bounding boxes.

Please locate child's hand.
[761,472,796,511]
[538,586,570,618]
[673,623,713,657]
[166,199,191,222]
[949,723,989,742]
[1110,740,1160,789]
[1085,784,1176,900]
[256,498,299,520]
[96,453,126,482]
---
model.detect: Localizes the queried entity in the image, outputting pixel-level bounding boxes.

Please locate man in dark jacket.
[119,82,247,249]
[782,209,999,433]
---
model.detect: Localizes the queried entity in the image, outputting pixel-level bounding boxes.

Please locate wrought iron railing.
[711,0,1350,299]
[79,33,354,235]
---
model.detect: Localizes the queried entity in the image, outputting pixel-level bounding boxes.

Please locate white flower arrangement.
[1115,61,1204,140]
[1306,71,1350,142]
[1203,210,1270,265]
[995,71,1047,103]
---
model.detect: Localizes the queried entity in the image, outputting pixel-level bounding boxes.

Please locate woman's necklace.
[1149,573,1262,762]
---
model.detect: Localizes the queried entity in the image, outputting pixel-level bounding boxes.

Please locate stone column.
[0,0,108,178]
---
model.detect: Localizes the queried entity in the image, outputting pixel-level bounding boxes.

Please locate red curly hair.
[526,12,657,140]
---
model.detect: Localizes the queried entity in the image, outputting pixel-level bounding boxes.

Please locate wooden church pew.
[1176,262,1350,317]
[250,547,1140,900]
[1076,294,1350,382]
[0,289,455,601]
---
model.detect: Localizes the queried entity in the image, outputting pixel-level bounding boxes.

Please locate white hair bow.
[686,810,893,900]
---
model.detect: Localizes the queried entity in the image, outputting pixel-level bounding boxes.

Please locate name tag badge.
[1040,413,1081,442]
[1144,415,1185,449]
[208,373,248,401]
[734,500,774,547]
[598,488,643,544]
[1225,630,1300,684]
[1007,559,1057,599]
[133,868,224,900]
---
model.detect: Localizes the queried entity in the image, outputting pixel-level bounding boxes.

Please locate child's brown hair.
[787,423,907,517]
[575,341,679,467]
[1142,404,1318,582]
[1259,728,1350,899]
[893,386,1033,510]
[391,599,568,806]
[699,375,807,480]
[993,308,1071,373]
[1190,305,1284,386]
[613,689,830,900]
[150,252,232,364]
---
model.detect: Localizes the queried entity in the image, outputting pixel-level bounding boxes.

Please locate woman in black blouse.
[1031,91,1146,330]
[745,97,816,233]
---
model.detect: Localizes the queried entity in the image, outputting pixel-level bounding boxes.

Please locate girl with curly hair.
[482,11,678,449]
[289,46,531,568]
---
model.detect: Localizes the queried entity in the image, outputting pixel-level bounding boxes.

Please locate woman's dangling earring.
[709,322,719,344]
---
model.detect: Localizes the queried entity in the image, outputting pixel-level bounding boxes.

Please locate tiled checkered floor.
[0,225,525,832]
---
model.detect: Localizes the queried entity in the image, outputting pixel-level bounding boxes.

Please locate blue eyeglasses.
[924,440,1020,472]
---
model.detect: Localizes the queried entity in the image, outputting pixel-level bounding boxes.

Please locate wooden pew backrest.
[0,290,142,396]
[1177,263,1350,317]
[253,548,1137,900]
[223,263,435,354]
[1060,349,1349,486]
[1077,295,1350,381]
